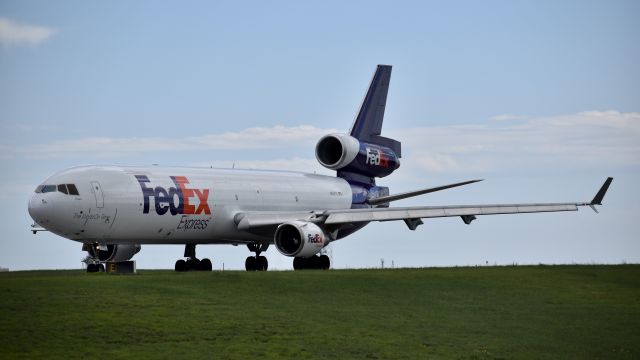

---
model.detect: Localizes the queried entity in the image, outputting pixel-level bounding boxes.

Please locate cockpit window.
[35,184,79,195]
[41,185,56,193]
[67,184,79,196]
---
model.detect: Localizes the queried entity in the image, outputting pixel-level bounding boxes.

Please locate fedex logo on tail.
[135,175,211,216]
[366,147,389,168]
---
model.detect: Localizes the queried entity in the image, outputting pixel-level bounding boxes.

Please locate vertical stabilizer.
[349,65,401,157]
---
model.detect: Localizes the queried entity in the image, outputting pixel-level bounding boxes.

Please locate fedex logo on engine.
[135,175,211,216]
[307,233,324,244]
[366,147,389,168]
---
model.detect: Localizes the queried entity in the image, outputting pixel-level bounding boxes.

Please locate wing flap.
[324,203,579,224]
[235,211,323,230]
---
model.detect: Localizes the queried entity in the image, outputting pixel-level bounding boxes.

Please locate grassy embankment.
[1,265,639,359]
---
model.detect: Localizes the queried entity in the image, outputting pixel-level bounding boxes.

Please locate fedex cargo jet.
[28,65,612,272]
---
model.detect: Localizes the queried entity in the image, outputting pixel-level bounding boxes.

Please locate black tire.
[175,259,186,272]
[199,258,213,271]
[293,257,305,270]
[245,256,256,271]
[87,263,98,273]
[304,255,316,269]
[319,255,330,270]
[257,256,268,271]
[186,258,200,271]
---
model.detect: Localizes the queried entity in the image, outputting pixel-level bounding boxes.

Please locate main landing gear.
[245,243,269,271]
[293,255,330,270]
[175,244,212,272]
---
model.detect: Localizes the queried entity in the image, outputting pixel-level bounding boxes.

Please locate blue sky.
[1,1,638,270]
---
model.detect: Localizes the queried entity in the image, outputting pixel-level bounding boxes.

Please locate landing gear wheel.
[199,258,212,271]
[175,259,186,272]
[186,258,200,271]
[245,256,257,271]
[246,243,269,271]
[293,257,305,270]
[293,255,330,270]
[87,263,98,273]
[311,256,322,269]
[257,256,268,271]
[175,244,213,272]
[319,255,330,270]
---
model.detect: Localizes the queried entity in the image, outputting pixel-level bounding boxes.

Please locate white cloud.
[389,110,640,174]
[14,125,338,158]
[489,114,528,121]
[7,111,639,177]
[189,125,337,149]
[191,157,332,175]
[0,17,56,46]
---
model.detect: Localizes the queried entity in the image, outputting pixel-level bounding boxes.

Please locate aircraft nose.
[28,194,49,225]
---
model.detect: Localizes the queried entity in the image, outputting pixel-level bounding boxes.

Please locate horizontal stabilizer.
[367,179,483,205]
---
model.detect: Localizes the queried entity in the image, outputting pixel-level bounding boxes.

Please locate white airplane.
[28,65,612,272]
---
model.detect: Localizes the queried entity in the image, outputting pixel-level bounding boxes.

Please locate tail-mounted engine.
[315,133,400,179]
[274,221,329,257]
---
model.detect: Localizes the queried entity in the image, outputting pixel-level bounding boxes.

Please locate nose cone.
[28,194,48,225]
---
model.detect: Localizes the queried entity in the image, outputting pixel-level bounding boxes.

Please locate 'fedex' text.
[307,233,323,244]
[366,147,389,168]
[136,175,211,216]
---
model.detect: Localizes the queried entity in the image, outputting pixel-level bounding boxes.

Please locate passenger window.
[42,185,56,193]
[67,184,80,196]
[35,185,44,193]
[58,184,68,194]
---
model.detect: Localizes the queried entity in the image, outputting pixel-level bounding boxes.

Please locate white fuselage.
[28,165,352,245]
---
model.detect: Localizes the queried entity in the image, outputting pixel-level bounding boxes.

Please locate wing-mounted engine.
[87,244,141,262]
[315,133,400,178]
[274,221,329,257]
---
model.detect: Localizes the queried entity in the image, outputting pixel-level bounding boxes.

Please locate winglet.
[590,177,613,205]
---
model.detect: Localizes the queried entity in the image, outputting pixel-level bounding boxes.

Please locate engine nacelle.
[89,244,141,262]
[315,133,400,178]
[315,133,360,170]
[274,221,329,257]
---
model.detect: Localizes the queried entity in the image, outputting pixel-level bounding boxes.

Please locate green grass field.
[1,265,639,359]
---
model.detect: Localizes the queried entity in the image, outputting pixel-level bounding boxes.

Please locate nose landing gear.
[86,262,105,273]
[82,243,105,273]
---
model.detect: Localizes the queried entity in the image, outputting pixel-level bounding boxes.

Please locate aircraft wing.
[235,177,612,231]
[324,202,580,224]
[236,202,583,232]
